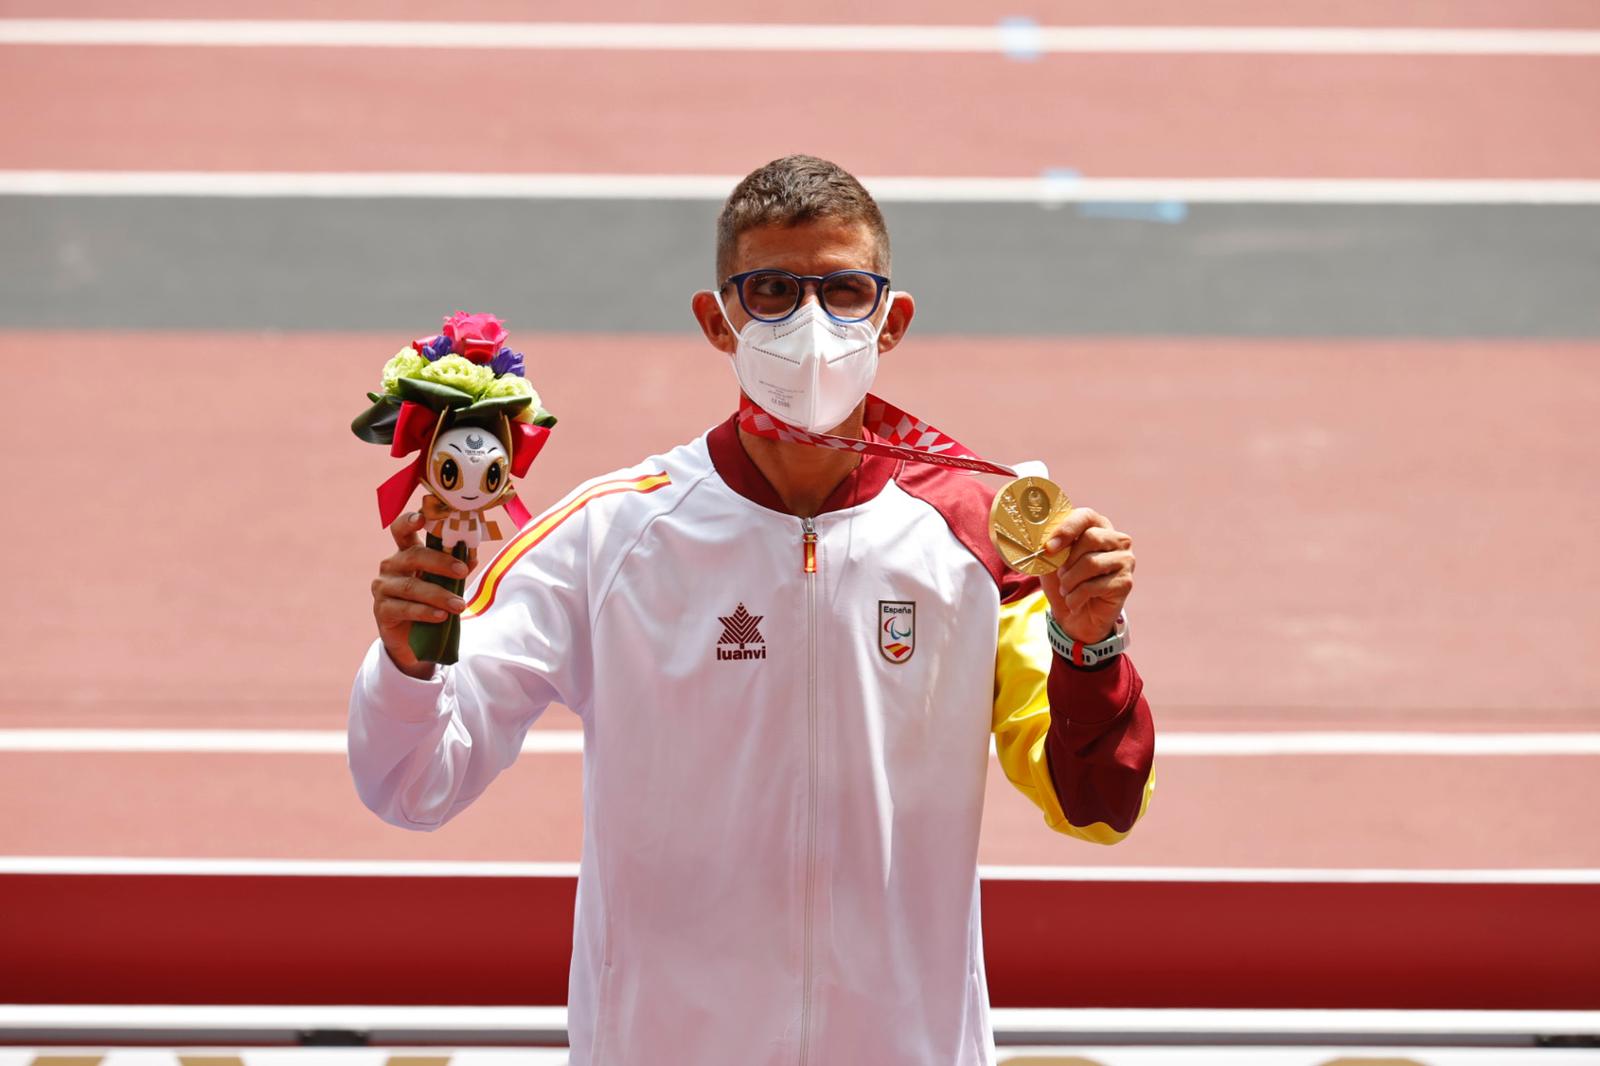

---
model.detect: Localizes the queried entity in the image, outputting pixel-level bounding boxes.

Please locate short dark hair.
[715,155,891,282]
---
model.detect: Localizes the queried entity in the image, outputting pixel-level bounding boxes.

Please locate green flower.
[418,353,495,398]
[380,349,428,395]
[481,374,540,406]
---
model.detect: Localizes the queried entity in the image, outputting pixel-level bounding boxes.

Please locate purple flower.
[490,346,526,377]
[415,334,453,361]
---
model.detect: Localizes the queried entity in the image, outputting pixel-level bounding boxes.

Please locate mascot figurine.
[422,425,514,550]
[352,311,556,664]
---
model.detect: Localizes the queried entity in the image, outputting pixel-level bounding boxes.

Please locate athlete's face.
[691,219,916,359]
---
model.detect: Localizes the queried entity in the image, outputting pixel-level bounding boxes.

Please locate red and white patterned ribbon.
[738,394,1016,477]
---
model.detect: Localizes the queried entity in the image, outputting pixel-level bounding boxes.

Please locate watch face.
[989,476,1073,576]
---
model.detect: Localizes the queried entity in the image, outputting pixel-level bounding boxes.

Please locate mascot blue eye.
[439,458,460,490]
[484,460,504,494]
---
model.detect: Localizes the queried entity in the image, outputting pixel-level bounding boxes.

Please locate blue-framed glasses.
[720,268,891,323]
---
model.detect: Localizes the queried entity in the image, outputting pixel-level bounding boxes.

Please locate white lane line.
[1,729,1598,755]
[1159,731,1600,755]
[988,1007,1600,1037]
[3,20,1599,55]
[980,865,1600,883]
[0,856,583,877]
[2,1004,1598,1037]
[1,856,1595,883]
[7,1007,1598,1056]
[5,171,1600,204]
[0,728,581,753]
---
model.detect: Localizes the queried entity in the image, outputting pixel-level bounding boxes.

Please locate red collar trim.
[707,411,901,516]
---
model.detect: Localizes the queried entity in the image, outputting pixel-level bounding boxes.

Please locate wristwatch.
[1045,611,1128,669]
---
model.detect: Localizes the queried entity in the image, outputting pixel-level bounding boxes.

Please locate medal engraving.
[989,476,1073,576]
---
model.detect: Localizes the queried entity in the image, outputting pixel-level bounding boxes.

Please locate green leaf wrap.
[396,376,477,410]
[351,397,402,444]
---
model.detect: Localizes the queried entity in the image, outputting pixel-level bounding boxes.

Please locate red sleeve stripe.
[894,462,1040,603]
[1045,655,1155,835]
[464,472,671,616]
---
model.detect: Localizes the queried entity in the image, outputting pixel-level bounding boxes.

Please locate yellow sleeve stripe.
[464,472,671,616]
[992,590,1068,828]
[991,589,1154,845]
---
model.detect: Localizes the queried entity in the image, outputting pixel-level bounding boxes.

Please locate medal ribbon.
[738,394,1015,477]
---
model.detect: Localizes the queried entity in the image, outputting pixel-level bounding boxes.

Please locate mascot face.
[426,426,509,512]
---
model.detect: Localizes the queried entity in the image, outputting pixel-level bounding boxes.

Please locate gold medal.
[989,476,1073,576]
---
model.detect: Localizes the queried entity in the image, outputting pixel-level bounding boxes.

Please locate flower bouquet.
[352,311,556,664]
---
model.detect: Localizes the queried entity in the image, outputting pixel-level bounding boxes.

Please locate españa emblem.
[879,600,915,663]
[988,476,1073,576]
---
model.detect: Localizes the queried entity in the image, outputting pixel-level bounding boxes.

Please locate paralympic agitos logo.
[715,603,767,661]
[879,600,915,663]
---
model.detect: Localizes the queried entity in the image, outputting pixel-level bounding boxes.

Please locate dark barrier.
[3,870,1597,1009]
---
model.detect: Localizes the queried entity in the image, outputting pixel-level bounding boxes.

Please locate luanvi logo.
[716,603,767,661]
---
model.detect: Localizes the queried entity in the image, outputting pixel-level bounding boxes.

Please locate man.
[350,155,1155,1065]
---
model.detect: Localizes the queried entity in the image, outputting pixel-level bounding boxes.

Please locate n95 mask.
[716,292,895,434]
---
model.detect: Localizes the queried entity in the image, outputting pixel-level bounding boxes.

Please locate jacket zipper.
[797,515,819,1065]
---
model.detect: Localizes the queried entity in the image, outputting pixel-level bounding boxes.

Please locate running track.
[6,333,1600,870]
[2,0,1598,1016]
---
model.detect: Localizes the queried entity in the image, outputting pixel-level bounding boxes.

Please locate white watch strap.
[1045,611,1129,668]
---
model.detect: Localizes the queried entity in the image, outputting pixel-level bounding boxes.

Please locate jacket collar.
[706,411,901,516]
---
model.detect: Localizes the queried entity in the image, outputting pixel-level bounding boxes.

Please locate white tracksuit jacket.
[349,414,1157,1065]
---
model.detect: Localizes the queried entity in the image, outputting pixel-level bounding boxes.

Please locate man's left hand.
[1037,508,1135,644]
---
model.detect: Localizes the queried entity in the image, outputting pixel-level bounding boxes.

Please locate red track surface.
[5,48,1599,178]
[4,9,1598,1014]
[12,334,1600,728]
[7,333,1599,871]
[8,1,1600,28]
[8,749,1600,868]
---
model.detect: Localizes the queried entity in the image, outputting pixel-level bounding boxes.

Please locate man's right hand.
[372,509,474,679]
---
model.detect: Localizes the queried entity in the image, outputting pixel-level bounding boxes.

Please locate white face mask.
[716,291,895,433]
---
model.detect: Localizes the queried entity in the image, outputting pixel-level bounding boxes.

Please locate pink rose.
[441,311,509,365]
